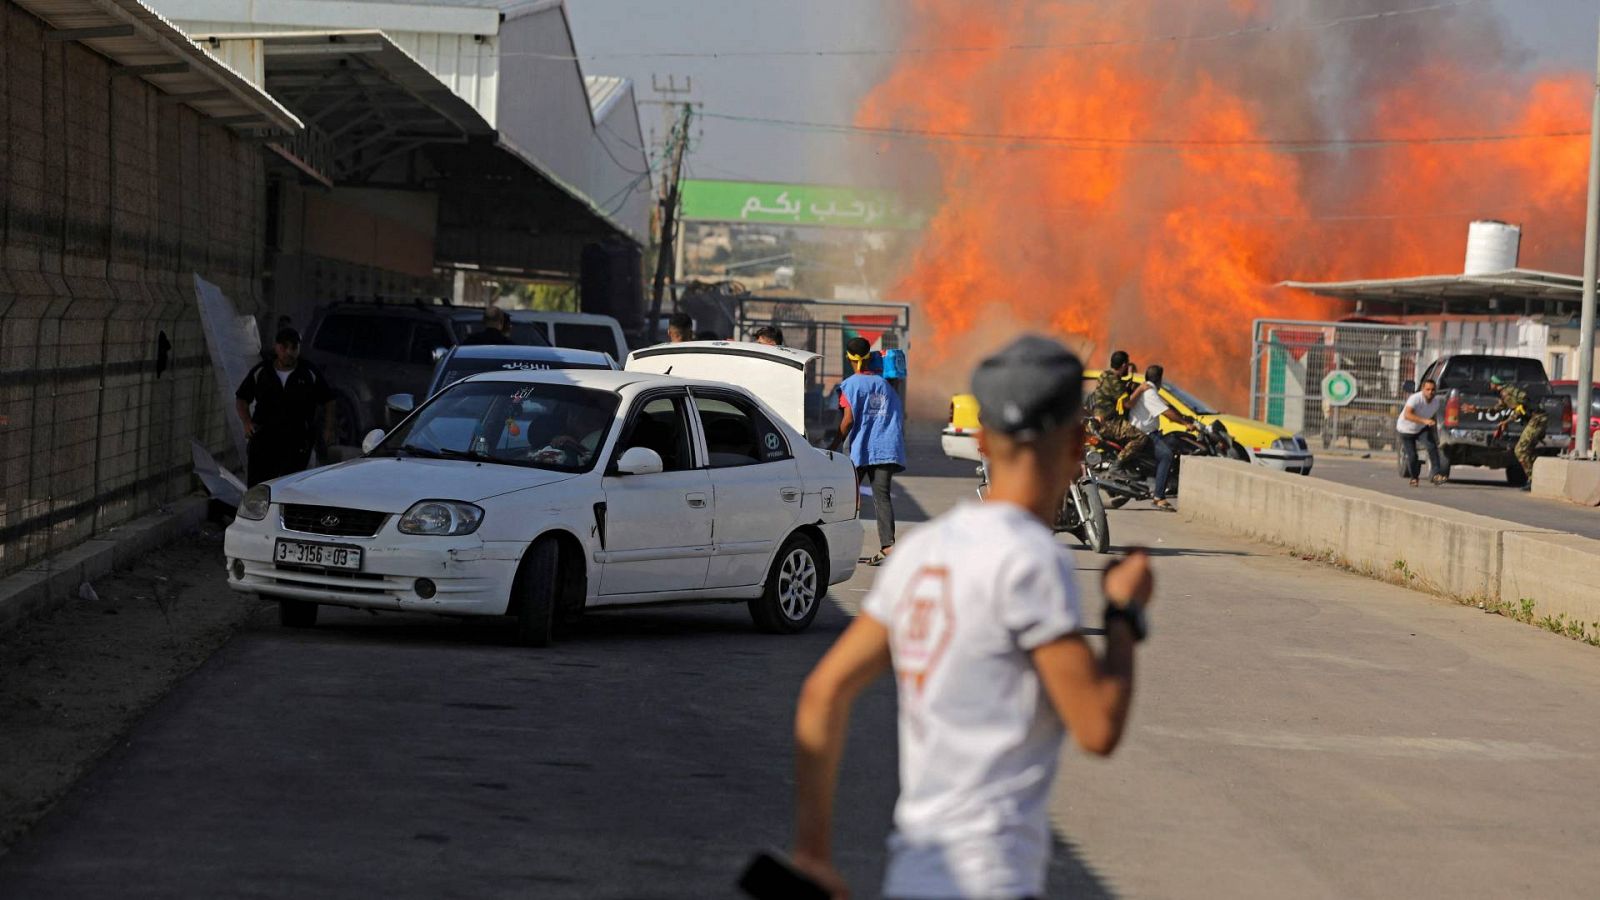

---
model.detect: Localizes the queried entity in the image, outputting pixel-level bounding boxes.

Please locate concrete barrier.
[1500,532,1600,628]
[1531,457,1600,507]
[1178,457,1548,601]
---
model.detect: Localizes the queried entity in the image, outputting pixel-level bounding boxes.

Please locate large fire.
[858,1,1589,412]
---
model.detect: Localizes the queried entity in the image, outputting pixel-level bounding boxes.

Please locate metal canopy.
[11,0,300,132]
[1281,268,1585,315]
[194,30,494,186]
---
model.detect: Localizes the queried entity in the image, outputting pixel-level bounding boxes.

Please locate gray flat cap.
[972,335,1085,439]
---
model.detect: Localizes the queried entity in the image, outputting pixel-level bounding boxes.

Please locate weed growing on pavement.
[1472,597,1600,647]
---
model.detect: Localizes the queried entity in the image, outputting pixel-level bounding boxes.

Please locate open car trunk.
[625,342,819,437]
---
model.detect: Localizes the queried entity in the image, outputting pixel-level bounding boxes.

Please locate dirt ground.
[0,523,265,851]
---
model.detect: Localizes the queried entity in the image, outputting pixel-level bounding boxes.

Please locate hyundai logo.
[319,514,342,528]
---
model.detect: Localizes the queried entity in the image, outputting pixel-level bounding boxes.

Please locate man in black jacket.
[235,328,336,486]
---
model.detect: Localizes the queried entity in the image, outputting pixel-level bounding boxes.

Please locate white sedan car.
[224,344,860,645]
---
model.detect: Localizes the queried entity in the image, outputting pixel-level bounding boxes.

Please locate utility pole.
[646,101,692,344]
[1578,21,1600,458]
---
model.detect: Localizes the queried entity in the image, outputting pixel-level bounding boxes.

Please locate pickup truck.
[1419,354,1573,485]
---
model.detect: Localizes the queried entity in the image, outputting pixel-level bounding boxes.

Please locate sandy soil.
[0,523,264,851]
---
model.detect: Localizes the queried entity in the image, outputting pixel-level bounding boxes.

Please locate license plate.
[275,539,362,571]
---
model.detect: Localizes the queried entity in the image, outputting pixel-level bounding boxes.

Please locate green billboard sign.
[679,179,926,230]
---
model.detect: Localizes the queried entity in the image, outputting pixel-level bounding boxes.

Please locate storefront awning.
[11,0,300,132]
[193,30,494,186]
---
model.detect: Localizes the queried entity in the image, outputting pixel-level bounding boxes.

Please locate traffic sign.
[1322,370,1359,407]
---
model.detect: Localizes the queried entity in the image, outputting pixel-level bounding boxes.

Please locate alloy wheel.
[777,548,818,620]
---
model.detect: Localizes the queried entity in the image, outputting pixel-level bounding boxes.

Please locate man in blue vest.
[833,337,907,566]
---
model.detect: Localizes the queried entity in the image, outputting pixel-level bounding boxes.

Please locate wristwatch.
[1103,603,1148,643]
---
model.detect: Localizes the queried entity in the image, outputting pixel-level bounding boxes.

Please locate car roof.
[446,345,613,365]
[454,368,721,393]
[628,340,817,369]
[319,302,454,319]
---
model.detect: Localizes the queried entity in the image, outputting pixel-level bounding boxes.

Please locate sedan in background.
[225,346,861,646]
[1550,380,1600,447]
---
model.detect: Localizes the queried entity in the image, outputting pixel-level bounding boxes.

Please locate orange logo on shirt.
[893,566,953,694]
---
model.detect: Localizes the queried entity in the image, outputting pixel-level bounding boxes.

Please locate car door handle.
[780,488,801,503]
[686,492,707,508]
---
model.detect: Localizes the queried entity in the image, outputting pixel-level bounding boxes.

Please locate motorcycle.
[976,459,1111,554]
[1086,420,1237,508]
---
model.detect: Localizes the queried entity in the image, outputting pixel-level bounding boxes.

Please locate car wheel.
[1229,441,1250,462]
[750,533,825,634]
[279,599,319,628]
[512,538,560,647]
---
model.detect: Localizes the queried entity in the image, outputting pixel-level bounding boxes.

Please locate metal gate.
[1250,320,1429,451]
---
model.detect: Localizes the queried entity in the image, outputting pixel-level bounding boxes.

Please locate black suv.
[304,300,549,445]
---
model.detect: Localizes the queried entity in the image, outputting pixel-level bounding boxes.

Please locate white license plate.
[275,540,362,571]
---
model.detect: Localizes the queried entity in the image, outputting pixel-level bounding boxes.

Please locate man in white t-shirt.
[1396,378,1447,486]
[791,335,1154,899]
[1126,364,1195,512]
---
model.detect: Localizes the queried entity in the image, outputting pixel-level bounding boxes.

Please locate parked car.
[942,372,1314,474]
[491,311,628,363]
[224,345,860,646]
[1421,354,1573,485]
[1549,380,1600,447]
[305,301,550,446]
[384,345,617,428]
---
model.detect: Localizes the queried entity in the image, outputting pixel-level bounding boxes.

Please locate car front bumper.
[941,427,982,462]
[224,513,521,616]
[1252,450,1314,475]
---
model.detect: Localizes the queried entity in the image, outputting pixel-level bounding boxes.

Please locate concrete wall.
[0,1,262,576]
[1180,457,1600,637]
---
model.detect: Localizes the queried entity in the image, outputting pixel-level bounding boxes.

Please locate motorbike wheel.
[1075,480,1111,554]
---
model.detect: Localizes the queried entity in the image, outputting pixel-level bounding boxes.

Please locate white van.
[506,312,627,364]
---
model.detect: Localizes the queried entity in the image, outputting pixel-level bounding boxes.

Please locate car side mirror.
[614,446,664,476]
[431,346,447,362]
[1401,379,1416,394]
[386,393,415,415]
[361,429,386,454]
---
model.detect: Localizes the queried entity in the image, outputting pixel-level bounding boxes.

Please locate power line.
[504,1,1483,61]
[696,111,1588,153]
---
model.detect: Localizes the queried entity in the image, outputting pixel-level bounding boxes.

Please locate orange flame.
[859,1,1587,411]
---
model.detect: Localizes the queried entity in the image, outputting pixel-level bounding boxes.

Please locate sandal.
[1409,478,1419,487]
[1431,474,1448,485]
[1153,499,1175,512]
[860,552,888,567]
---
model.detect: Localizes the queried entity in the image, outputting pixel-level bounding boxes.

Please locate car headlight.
[238,485,271,521]
[398,500,484,536]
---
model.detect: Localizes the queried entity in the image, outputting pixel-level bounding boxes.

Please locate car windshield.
[1160,380,1218,415]
[379,380,619,473]
[437,356,610,392]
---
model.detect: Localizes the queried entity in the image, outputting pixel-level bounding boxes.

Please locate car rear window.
[553,323,620,357]
[1437,357,1547,391]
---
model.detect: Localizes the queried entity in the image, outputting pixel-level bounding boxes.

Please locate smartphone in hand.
[738,851,831,900]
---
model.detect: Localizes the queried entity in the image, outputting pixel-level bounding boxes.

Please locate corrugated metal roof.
[584,75,627,121]
[11,0,301,133]
[1281,269,1582,304]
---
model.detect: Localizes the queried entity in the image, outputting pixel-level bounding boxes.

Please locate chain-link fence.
[1250,320,1429,451]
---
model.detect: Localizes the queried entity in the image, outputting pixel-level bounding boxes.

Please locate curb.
[0,496,211,638]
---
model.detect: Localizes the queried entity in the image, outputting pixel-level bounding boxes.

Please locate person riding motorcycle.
[1125,364,1197,511]
[1089,351,1146,472]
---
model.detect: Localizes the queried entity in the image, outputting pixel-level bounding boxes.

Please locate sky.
[565,0,1600,189]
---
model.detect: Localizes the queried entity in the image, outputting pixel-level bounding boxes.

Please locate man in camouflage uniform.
[1090,350,1146,468]
[1481,375,1545,490]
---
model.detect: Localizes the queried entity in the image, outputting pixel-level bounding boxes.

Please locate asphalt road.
[1310,454,1600,540]
[3,437,1599,897]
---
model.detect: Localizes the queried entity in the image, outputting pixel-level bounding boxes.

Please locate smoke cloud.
[858,0,1587,414]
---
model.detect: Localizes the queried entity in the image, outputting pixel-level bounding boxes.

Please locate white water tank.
[1463,220,1520,275]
